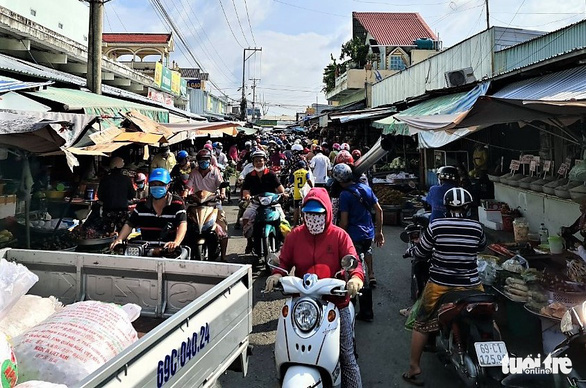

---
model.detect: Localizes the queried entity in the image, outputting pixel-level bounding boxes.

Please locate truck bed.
[3,248,253,388]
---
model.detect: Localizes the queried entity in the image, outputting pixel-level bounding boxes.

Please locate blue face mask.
[137,183,145,189]
[150,186,167,199]
[199,161,210,170]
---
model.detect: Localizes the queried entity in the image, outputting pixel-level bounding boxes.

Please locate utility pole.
[87,0,104,94]
[240,47,262,121]
[249,78,260,122]
[485,0,490,30]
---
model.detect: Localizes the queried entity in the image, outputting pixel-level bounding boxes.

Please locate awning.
[24,87,169,123]
[0,111,73,153]
[165,121,240,143]
[0,75,53,93]
[397,66,586,134]
[0,92,50,112]
[330,107,397,123]
[237,126,257,135]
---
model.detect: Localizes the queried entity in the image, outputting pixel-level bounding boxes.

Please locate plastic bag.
[0,296,63,339]
[0,333,17,388]
[0,260,38,322]
[501,255,529,274]
[404,299,422,331]
[13,301,140,386]
[569,160,586,182]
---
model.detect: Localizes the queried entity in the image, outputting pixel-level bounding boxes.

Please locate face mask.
[254,167,265,173]
[199,161,210,170]
[215,149,221,155]
[304,213,326,235]
[150,186,167,199]
[137,183,145,189]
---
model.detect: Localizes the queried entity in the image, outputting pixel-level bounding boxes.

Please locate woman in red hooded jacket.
[265,187,364,387]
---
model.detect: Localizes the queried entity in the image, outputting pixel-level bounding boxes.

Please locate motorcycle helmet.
[291,144,303,152]
[149,168,171,185]
[340,143,350,151]
[351,149,362,161]
[196,149,212,161]
[177,150,189,162]
[334,150,354,166]
[332,163,353,183]
[135,173,147,183]
[213,142,223,149]
[443,187,473,217]
[203,144,213,151]
[251,149,267,160]
[332,143,341,151]
[437,166,459,182]
[245,141,252,149]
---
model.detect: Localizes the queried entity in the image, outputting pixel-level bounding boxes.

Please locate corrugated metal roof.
[0,53,86,86]
[25,87,169,123]
[493,65,586,100]
[0,76,53,93]
[0,92,50,112]
[102,33,171,44]
[353,12,436,46]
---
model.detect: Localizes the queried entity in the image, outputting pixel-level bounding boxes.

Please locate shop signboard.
[180,79,187,98]
[509,160,520,172]
[154,62,163,87]
[147,87,174,107]
[171,71,181,95]
[161,66,173,93]
[187,79,205,90]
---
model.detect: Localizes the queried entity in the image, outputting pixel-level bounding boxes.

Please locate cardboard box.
[0,195,16,219]
[478,206,502,223]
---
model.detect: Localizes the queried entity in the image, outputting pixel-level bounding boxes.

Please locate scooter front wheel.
[282,366,323,388]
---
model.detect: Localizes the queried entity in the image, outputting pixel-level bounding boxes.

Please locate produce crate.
[372,184,405,206]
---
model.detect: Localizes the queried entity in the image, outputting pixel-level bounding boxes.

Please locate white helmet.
[291,144,303,152]
[340,143,350,151]
[332,163,353,183]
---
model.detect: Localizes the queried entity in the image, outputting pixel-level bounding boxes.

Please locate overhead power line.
[231,0,251,47]
[217,0,246,48]
[149,0,233,101]
[243,0,257,46]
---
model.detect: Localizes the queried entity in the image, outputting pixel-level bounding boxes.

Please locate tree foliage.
[322,38,370,93]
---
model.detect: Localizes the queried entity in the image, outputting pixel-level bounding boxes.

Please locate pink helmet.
[332,143,341,151]
[340,143,350,151]
[335,150,354,166]
[203,144,213,151]
[135,173,147,182]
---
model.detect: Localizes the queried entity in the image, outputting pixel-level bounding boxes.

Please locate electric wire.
[149,0,234,101]
[231,0,251,47]
[217,0,246,48]
[271,0,346,18]
[111,4,128,32]
[243,0,257,46]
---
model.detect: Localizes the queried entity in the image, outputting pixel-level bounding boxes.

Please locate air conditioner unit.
[445,67,476,87]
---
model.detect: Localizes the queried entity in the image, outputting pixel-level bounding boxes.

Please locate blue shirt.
[427,182,457,222]
[339,183,378,241]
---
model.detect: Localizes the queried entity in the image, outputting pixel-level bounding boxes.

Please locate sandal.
[399,307,411,317]
[402,372,424,386]
[369,277,377,287]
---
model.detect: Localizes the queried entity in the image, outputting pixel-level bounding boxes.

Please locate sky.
[103,0,586,116]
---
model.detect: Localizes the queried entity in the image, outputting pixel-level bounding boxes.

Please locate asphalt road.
[214,201,461,388]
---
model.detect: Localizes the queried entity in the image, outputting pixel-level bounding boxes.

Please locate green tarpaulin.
[25,87,169,123]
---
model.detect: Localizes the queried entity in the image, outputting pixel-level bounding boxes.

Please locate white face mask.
[304,213,326,235]
[254,166,264,172]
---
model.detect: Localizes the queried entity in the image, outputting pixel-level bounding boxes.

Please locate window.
[30,9,36,16]
[389,55,406,71]
[58,23,63,29]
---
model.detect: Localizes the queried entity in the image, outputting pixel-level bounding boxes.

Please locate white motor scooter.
[267,254,358,388]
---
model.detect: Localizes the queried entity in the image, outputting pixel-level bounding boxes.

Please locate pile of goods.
[372,186,404,205]
[539,302,568,319]
[503,277,529,302]
[29,234,77,251]
[0,230,13,244]
[0,259,141,387]
[567,259,586,283]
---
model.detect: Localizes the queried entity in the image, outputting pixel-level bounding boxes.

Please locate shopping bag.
[404,298,422,331]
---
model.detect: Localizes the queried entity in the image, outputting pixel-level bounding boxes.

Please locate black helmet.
[196,149,212,161]
[437,166,459,182]
[443,187,473,217]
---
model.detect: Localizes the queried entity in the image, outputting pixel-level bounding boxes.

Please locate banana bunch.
[0,230,13,243]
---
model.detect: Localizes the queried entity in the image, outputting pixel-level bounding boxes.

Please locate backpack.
[343,186,375,219]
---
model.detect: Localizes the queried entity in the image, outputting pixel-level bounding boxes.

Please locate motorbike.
[185,182,230,261]
[403,245,506,387]
[114,222,191,260]
[267,254,358,388]
[250,192,285,271]
[217,163,232,203]
[501,301,586,388]
[400,208,431,300]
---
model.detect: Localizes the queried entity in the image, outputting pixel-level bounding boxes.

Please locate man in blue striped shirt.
[403,187,486,386]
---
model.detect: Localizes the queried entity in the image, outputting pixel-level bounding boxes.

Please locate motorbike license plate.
[474,341,508,367]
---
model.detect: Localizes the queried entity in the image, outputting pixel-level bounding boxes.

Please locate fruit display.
[30,233,77,251]
[70,225,114,240]
[0,230,13,243]
[567,259,586,283]
[372,185,404,205]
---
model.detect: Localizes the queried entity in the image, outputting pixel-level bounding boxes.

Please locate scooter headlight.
[259,196,272,206]
[293,300,320,332]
